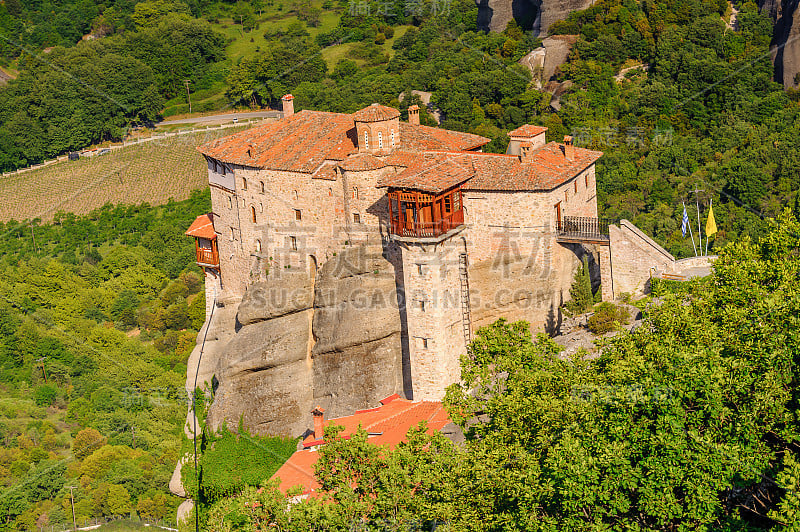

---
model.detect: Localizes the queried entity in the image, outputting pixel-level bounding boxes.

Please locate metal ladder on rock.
[458,253,473,347]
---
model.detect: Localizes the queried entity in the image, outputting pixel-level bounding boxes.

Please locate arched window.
[251,205,257,223]
[293,190,298,200]
[353,186,358,200]
[260,181,265,193]
[242,178,248,191]
[227,196,232,209]
[378,132,383,149]
[328,188,332,196]
[364,131,369,149]
[391,130,395,147]
[230,227,235,240]
[255,239,262,253]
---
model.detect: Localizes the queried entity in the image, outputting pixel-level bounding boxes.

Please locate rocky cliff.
[760,0,800,88]
[477,0,593,35]
[203,243,405,438]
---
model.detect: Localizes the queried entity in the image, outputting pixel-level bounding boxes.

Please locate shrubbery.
[587,302,630,334]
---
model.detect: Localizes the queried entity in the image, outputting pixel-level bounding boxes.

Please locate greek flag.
[681,205,689,237]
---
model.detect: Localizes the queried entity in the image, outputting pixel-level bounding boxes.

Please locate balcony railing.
[557,216,611,242]
[196,248,219,267]
[390,209,464,239]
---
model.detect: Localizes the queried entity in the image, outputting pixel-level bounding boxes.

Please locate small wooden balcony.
[388,187,465,241]
[185,214,220,268]
[195,244,219,267]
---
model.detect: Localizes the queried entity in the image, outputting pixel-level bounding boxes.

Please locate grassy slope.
[0,126,255,223]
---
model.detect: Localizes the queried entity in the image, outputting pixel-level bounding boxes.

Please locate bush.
[587,302,630,335]
[33,385,57,406]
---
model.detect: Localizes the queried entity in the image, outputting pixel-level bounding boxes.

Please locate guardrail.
[556,216,612,241]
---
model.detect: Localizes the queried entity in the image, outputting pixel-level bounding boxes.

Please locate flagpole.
[684,201,698,257]
[693,187,703,256]
[705,198,711,256]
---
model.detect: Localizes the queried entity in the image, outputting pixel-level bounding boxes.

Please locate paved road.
[158,110,281,126]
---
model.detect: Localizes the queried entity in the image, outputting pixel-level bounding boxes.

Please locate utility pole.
[183,80,192,114]
[692,186,704,256]
[67,486,77,531]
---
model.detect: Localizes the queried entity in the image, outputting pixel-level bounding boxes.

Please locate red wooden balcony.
[185,214,219,268]
[196,246,219,267]
[388,187,465,240]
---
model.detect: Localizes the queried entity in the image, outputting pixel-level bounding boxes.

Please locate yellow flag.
[706,202,717,237]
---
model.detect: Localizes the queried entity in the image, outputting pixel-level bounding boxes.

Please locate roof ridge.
[364,401,435,432]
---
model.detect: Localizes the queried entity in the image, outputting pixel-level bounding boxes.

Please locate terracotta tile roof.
[508,124,548,138]
[384,150,422,168]
[198,110,357,173]
[271,398,451,495]
[339,153,387,172]
[399,123,488,152]
[311,162,338,181]
[184,214,216,239]
[378,157,472,194]
[462,143,602,191]
[377,143,601,193]
[353,103,400,122]
[197,109,489,171]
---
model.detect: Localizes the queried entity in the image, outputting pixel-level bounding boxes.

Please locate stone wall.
[607,219,675,298]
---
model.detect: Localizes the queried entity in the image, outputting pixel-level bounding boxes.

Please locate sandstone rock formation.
[477,0,593,35]
[759,0,800,88]
[311,245,405,418]
[203,244,405,438]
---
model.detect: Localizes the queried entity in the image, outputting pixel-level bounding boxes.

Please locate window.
[416,264,425,275]
[378,132,383,149]
[565,190,569,202]
[230,227,235,240]
[585,173,589,188]
[221,164,226,176]
[453,190,461,212]
[416,337,429,349]
[242,178,247,190]
[251,206,257,223]
[328,188,332,196]
[574,181,578,194]
[290,236,297,251]
[228,196,232,209]
[255,239,262,253]
[444,194,452,214]
[260,181,265,193]
[353,186,358,200]
[293,190,298,200]
[294,209,302,221]
[391,130,395,147]
[415,299,426,312]
[353,213,361,223]
[364,131,369,149]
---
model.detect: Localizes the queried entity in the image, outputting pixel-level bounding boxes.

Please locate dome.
[353,103,401,123]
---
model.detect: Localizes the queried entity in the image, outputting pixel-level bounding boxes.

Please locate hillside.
[0,126,256,222]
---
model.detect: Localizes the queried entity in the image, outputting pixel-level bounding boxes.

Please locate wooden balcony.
[196,247,219,267]
[390,209,464,239]
[557,216,611,244]
[388,187,465,241]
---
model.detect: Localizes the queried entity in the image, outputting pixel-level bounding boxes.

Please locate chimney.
[408,104,419,125]
[311,406,325,440]
[281,94,294,118]
[519,142,532,163]
[563,135,574,161]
